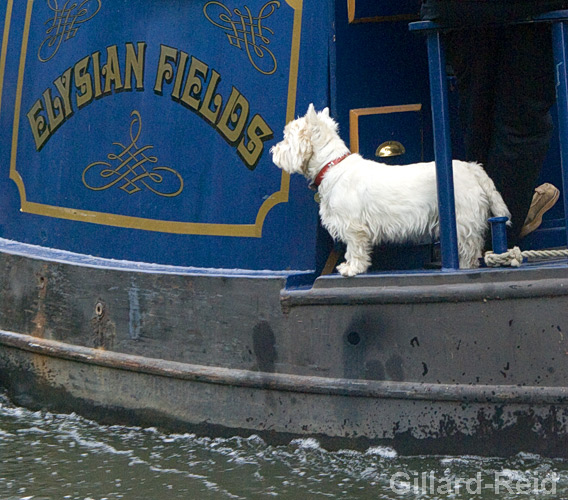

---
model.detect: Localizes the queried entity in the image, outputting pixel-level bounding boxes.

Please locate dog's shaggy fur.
[271,104,511,277]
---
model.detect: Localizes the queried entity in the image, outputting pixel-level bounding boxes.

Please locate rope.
[483,247,568,267]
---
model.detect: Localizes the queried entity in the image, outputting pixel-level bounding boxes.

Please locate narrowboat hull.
[1,240,568,457]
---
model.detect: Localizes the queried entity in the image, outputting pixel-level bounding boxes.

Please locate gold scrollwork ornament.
[82,111,184,198]
[204,1,280,75]
[38,0,102,62]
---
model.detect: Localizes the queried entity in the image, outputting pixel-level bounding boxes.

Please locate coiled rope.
[484,247,568,267]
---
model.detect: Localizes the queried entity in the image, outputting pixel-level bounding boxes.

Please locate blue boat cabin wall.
[323,0,436,271]
[332,0,567,261]
[0,0,331,272]
[0,1,564,274]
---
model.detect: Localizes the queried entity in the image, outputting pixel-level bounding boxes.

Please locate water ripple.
[2,392,568,499]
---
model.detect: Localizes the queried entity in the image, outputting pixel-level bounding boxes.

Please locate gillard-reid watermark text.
[390,471,558,496]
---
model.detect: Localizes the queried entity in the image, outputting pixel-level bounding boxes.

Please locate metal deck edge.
[280,274,568,308]
[0,238,311,278]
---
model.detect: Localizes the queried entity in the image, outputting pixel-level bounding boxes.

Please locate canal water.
[1,392,568,500]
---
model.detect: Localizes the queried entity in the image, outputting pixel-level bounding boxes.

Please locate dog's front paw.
[337,261,366,277]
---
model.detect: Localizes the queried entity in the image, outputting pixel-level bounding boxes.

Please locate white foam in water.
[439,455,482,465]
[245,434,266,446]
[0,404,32,420]
[337,448,362,457]
[500,468,532,482]
[149,464,207,480]
[289,437,322,450]
[365,446,398,459]
[15,426,49,436]
[160,433,197,443]
[65,429,134,456]
[517,451,543,461]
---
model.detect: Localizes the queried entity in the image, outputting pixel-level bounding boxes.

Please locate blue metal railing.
[410,10,568,270]
[545,11,568,253]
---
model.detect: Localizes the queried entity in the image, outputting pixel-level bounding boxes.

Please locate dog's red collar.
[311,152,351,189]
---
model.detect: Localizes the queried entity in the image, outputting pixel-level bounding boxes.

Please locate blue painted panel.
[333,2,431,148]
[0,0,332,270]
[21,3,286,225]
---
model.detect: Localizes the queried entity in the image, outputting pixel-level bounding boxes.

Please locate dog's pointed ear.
[320,107,330,119]
[306,103,318,124]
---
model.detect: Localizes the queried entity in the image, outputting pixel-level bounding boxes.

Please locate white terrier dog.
[271,104,511,277]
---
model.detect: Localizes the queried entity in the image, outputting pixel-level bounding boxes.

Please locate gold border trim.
[0,0,14,114]
[349,104,422,154]
[10,0,303,237]
[347,0,417,24]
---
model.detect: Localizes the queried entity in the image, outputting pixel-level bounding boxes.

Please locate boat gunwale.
[2,329,568,405]
[0,237,310,278]
[281,269,568,307]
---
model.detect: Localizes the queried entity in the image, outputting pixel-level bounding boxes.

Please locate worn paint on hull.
[1,240,568,456]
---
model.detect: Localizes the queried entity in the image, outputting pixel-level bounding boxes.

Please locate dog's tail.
[468,162,512,224]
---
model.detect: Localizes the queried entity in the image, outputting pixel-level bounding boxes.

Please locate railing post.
[551,18,568,248]
[488,216,509,254]
[425,29,460,270]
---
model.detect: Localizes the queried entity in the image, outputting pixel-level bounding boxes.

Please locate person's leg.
[445,27,500,167]
[486,23,556,245]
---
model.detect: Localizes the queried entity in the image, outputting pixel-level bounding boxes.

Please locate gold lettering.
[199,69,223,125]
[42,88,64,134]
[238,114,274,170]
[26,100,50,151]
[217,87,249,144]
[124,42,146,91]
[102,45,123,95]
[74,55,93,108]
[53,67,74,119]
[24,42,274,171]
[180,56,208,110]
[154,44,177,95]
[92,50,103,98]
[172,51,189,100]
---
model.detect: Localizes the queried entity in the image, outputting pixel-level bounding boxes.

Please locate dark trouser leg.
[489,24,556,245]
[446,25,556,246]
[445,28,500,167]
